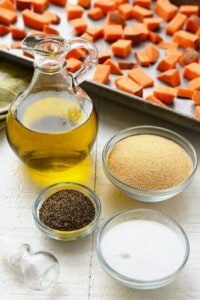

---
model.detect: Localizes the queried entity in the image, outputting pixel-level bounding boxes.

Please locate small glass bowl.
[96,209,190,290]
[32,182,101,241]
[102,125,197,202]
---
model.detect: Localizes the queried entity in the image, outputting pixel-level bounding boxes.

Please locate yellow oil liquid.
[6,94,98,179]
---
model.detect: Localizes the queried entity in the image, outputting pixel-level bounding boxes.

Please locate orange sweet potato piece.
[114,0,129,5]
[154,0,178,21]
[128,67,154,88]
[192,91,200,105]
[43,11,61,25]
[98,50,112,64]
[195,106,200,118]
[66,48,86,60]
[179,47,199,67]
[135,49,151,66]
[115,75,143,97]
[195,27,200,38]
[143,17,162,31]
[188,77,200,91]
[67,57,82,73]
[94,0,116,14]
[131,23,149,41]
[16,0,31,10]
[179,5,199,16]
[173,30,199,50]
[70,17,88,35]
[146,94,166,106]
[66,4,84,20]
[104,58,123,75]
[22,9,52,30]
[104,24,123,41]
[0,0,16,10]
[118,3,133,20]
[111,39,132,58]
[43,25,60,35]
[87,7,104,20]
[153,85,176,104]
[176,87,194,99]
[32,0,49,13]
[10,26,27,40]
[49,0,66,6]
[81,32,94,42]
[158,40,178,50]
[149,31,163,44]
[123,26,143,45]
[0,7,17,25]
[93,64,111,84]
[78,0,91,8]
[118,61,138,69]
[157,69,181,87]
[183,62,200,80]
[134,0,151,9]
[166,13,187,36]
[106,11,126,26]
[185,15,200,33]
[123,23,149,45]
[165,48,182,61]
[132,4,153,21]
[144,43,159,64]
[86,26,104,40]
[0,24,10,36]
[157,55,178,72]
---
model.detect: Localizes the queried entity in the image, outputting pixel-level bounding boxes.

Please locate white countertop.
[0,94,200,300]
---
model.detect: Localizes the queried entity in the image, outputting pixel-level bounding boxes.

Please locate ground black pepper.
[39,189,96,231]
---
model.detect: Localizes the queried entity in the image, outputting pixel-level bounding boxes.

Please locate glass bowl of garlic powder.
[102,126,197,202]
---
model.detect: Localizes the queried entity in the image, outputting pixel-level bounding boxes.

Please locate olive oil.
[6,94,98,173]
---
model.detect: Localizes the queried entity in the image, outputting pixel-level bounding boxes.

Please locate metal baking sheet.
[0,0,200,132]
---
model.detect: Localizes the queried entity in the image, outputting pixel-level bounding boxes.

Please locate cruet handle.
[67,38,98,84]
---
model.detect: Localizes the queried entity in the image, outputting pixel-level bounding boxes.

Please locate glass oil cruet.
[6,34,98,175]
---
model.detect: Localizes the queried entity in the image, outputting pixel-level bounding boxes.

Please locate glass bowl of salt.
[102,125,197,202]
[96,208,190,290]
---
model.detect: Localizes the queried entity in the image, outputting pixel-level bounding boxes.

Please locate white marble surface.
[0,95,200,300]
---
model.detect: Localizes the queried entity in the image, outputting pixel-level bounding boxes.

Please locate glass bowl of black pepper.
[102,126,198,202]
[32,182,101,241]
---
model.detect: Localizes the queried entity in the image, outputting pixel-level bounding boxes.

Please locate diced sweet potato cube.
[67,57,82,73]
[93,64,111,84]
[128,67,154,88]
[173,30,199,50]
[144,43,159,63]
[104,24,123,41]
[132,4,153,21]
[146,94,166,106]
[188,77,200,91]
[183,63,200,80]
[153,85,176,104]
[176,87,194,99]
[154,0,178,21]
[115,75,143,97]
[166,13,187,36]
[157,69,181,87]
[179,5,199,16]
[111,39,132,58]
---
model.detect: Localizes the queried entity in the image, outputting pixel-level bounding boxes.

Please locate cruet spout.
[22,34,68,55]
[22,34,98,84]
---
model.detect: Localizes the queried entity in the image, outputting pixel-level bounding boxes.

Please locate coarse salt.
[101,220,186,281]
